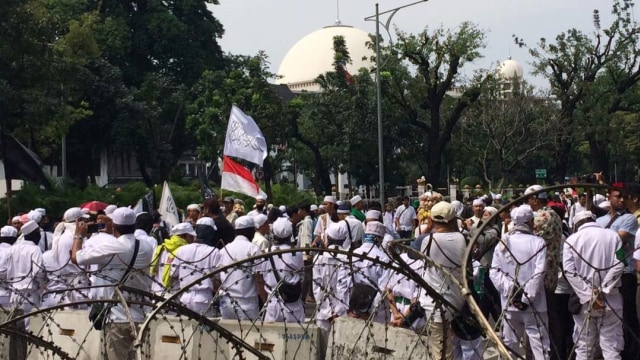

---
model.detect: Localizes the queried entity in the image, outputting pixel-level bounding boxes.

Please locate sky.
[210,0,619,90]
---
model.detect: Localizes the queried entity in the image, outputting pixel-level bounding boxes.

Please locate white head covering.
[573,211,596,224]
[598,200,611,210]
[323,196,337,204]
[593,194,606,206]
[484,206,499,217]
[253,214,268,229]
[350,195,363,206]
[104,205,117,215]
[63,207,90,223]
[272,218,293,238]
[11,216,20,224]
[0,226,17,238]
[511,205,534,225]
[171,223,197,237]
[234,216,254,230]
[365,210,381,220]
[365,221,386,237]
[450,201,464,217]
[28,210,42,223]
[472,198,485,206]
[35,208,46,216]
[525,185,548,199]
[326,222,348,241]
[431,202,455,223]
[111,207,136,225]
[310,204,318,212]
[196,217,216,230]
[186,204,201,212]
[21,220,39,236]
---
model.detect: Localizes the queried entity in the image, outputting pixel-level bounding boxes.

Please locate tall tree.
[516,0,640,181]
[387,22,488,186]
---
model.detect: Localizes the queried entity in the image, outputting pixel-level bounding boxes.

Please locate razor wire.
[0,184,637,360]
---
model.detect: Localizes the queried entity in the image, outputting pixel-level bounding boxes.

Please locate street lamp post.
[365,1,428,206]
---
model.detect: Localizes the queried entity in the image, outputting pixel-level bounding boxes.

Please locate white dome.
[277,25,373,92]
[498,58,523,79]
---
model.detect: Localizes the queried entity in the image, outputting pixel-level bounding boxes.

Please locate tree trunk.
[263,157,273,200]
[588,134,609,179]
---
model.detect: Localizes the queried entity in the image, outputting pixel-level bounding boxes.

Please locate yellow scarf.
[150,235,188,289]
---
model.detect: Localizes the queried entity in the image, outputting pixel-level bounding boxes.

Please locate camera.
[578,173,597,184]
[87,223,105,234]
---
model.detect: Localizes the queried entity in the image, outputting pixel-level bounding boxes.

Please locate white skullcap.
[234,216,254,230]
[253,214,268,228]
[0,226,17,238]
[336,200,344,207]
[21,220,39,236]
[255,194,266,201]
[511,205,534,225]
[481,195,488,200]
[365,210,381,220]
[350,195,363,206]
[310,204,318,212]
[272,218,292,238]
[598,201,611,209]
[63,207,90,223]
[472,198,485,206]
[484,206,499,217]
[104,205,117,215]
[196,217,216,230]
[111,207,136,225]
[11,216,20,223]
[319,204,326,210]
[172,222,197,237]
[326,221,348,241]
[451,201,464,217]
[525,185,547,199]
[365,221,386,237]
[28,210,42,223]
[431,202,455,223]
[35,208,46,216]
[186,204,201,212]
[278,205,286,213]
[495,194,502,200]
[573,211,596,224]
[323,196,337,204]
[593,194,606,206]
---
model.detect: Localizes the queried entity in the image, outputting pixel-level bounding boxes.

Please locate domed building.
[498,57,526,98]
[277,24,373,93]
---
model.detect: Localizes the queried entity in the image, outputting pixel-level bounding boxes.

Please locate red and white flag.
[221,156,266,198]
[223,105,268,167]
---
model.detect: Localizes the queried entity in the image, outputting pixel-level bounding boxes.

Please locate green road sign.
[535,169,547,178]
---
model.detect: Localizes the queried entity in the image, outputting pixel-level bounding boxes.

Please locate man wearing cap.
[350,195,366,222]
[383,203,395,231]
[252,214,270,252]
[313,221,351,358]
[596,187,639,359]
[312,196,339,248]
[185,204,201,225]
[490,205,549,360]
[6,220,45,327]
[42,207,91,306]
[0,226,18,308]
[27,209,52,253]
[170,218,221,315]
[418,201,467,359]
[71,207,154,360]
[247,195,268,217]
[134,213,159,253]
[150,223,195,296]
[260,218,304,322]
[465,198,486,230]
[11,216,22,232]
[80,214,118,303]
[222,196,235,222]
[564,211,624,360]
[337,204,364,250]
[351,221,392,324]
[394,196,417,239]
[219,216,267,320]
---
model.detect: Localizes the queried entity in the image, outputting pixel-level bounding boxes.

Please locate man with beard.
[247,195,268,217]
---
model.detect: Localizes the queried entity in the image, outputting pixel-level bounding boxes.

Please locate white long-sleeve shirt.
[7,240,45,292]
[563,222,624,310]
[261,244,303,295]
[297,216,313,248]
[490,229,547,312]
[171,243,221,305]
[219,235,262,299]
[313,245,350,320]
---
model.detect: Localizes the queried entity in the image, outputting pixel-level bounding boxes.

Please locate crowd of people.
[1,181,639,360]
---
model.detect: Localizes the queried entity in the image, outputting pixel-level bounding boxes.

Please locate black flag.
[1,131,51,189]
[199,164,214,200]
[143,189,156,214]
